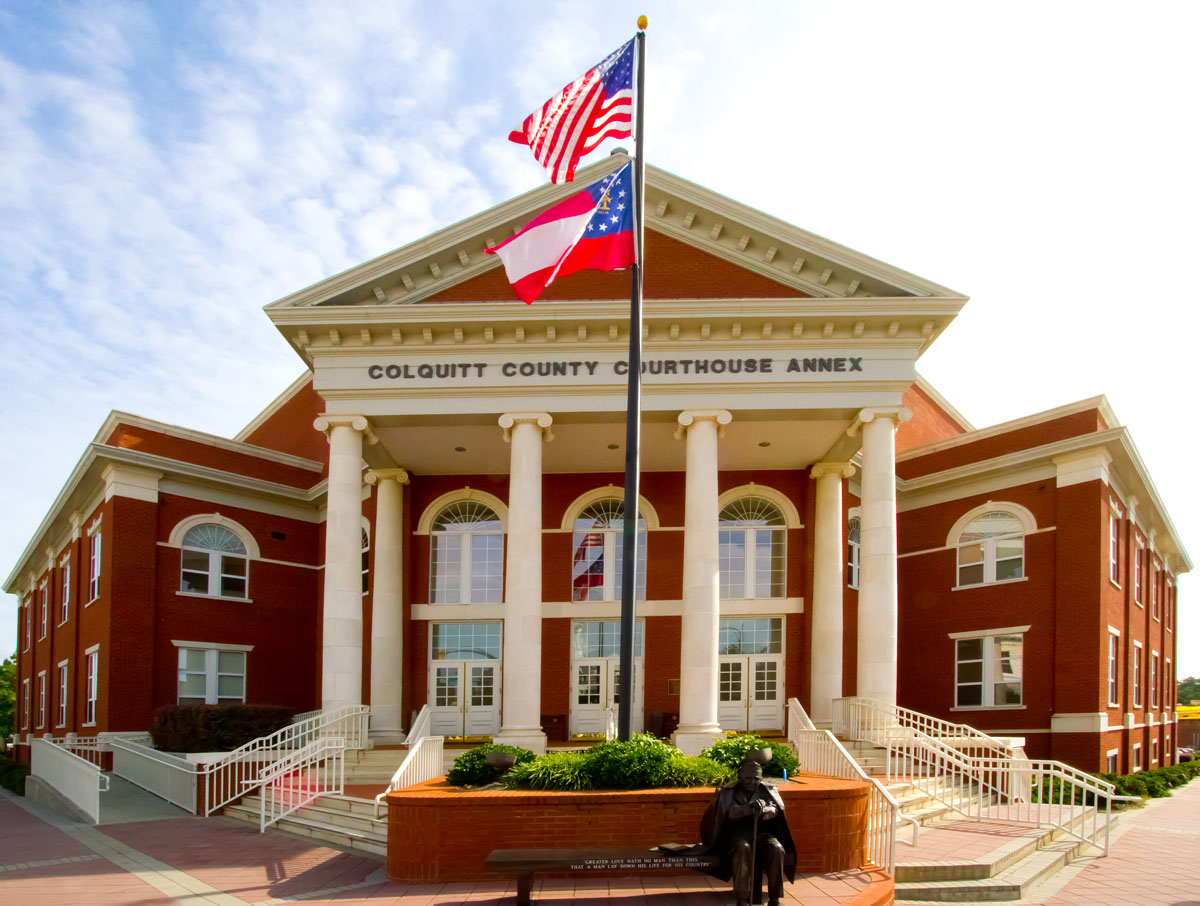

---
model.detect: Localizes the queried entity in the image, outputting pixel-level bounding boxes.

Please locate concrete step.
[896,838,1081,901]
[222,796,388,858]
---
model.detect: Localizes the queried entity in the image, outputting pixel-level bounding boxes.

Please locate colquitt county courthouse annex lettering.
[365,356,867,382]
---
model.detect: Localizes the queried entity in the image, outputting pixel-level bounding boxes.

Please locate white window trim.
[167,514,261,556]
[21,678,30,729]
[1106,747,1119,773]
[83,645,99,727]
[361,519,370,597]
[59,557,71,625]
[1132,741,1142,771]
[1166,658,1173,708]
[57,660,69,728]
[1107,629,1120,707]
[415,489,509,534]
[949,502,1035,589]
[1133,641,1143,708]
[36,670,47,729]
[87,522,102,604]
[948,624,1032,639]
[22,601,31,651]
[1150,650,1160,708]
[1151,737,1159,765]
[1108,507,1121,587]
[175,644,248,705]
[715,484,803,528]
[176,520,253,600]
[170,639,255,652]
[950,627,1027,709]
[1134,540,1144,605]
[568,499,648,603]
[426,497,506,606]
[847,508,861,590]
[38,581,49,640]
[559,486,663,531]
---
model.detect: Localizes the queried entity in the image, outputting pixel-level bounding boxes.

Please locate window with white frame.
[88,526,101,601]
[1132,742,1142,771]
[36,671,46,728]
[1166,659,1172,707]
[1151,564,1159,619]
[1166,580,1174,630]
[1134,541,1143,604]
[847,516,861,589]
[21,679,29,729]
[39,583,48,639]
[719,617,783,655]
[180,524,249,598]
[718,497,787,599]
[430,501,504,604]
[22,602,30,650]
[1133,643,1143,707]
[1106,750,1119,774]
[956,511,1024,586]
[1151,652,1159,707]
[361,526,370,595]
[1152,738,1159,765]
[954,630,1024,707]
[177,646,248,705]
[571,498,647,602]
[57,662,68,727]
[1108,508,1120,584]
[1107,631,1120,705]
[84,650,98,725]
[60,558,70,624]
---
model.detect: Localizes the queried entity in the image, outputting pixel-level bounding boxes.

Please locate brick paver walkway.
[3,780,1198,904]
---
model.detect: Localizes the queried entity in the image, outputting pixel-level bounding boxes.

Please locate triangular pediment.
[266,154,964,313]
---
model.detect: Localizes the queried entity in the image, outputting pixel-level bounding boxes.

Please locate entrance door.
[718,654,784,733]
[569,657,643,738]
[428,660,500,739]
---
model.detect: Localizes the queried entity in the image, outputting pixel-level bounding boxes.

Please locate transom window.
[430,502,503,604]
[955,633,1023,707]
[180,524,248,598]
[177,647,246,705]
[719,497,786,599]
[570,619,644,658]
[719,617,783,655]
[431,622,501,660]
[956,512,1024,586]
[572,498,646,602]
[847,516,861,589]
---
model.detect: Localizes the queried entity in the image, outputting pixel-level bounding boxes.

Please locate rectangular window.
[22,678,30,729]
[430,622,502,661]
[84,651,98,725]
[955,633,1024,708]
[1107,631,1120,706]
[1133,643,1143,707]
[1151,566,1159,620]
[39,584,48,639]
[718,529,747,598]
[1133,742,1142,771]
[1134,542,1143,604]
[1152,738,1159,765]
[57,663,68,728]
[570,620,645,658]
[1151,652,1159,707]
[719,617,783,655]
[1106,750,1118,774]
[1166,581,1174,630]
[23,603,31,651]
[88,529,102,601]
[60,560,70,624]
[36,671,46,728]
[1166,659,1172,708]
[1108,510,1120,584]
[177,647,247,705]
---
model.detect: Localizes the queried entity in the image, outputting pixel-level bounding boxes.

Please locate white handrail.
[201,704,369,816]
[405,704,432,746]
[834,696,1015,760]
[110,738,199,814]
[374,733,444,818]
[787,698,909,873]
[605,705,618,741]
[30,738,108,823]
[254,737,345,831]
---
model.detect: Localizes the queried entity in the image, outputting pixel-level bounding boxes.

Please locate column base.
[672,727,725,756]
[493,729,547,755]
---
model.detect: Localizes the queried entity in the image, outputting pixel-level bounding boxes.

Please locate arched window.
[180,524,248,598]
[719,497,786,599]
[430,501,504,604]
[956,511,1024,586]
[571,498,647,602]
[847,516,861,589]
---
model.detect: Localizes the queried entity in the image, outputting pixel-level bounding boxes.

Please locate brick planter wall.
[386,772,870,882]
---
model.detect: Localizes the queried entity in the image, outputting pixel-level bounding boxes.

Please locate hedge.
[0,754,30,796]
[150,704,294,753]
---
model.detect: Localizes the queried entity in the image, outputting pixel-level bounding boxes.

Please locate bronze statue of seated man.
[698,758,796,906]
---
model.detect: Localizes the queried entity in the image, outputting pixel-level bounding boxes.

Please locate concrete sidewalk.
[2,779,1197,905]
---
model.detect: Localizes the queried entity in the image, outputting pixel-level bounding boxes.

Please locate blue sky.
[2,1,1198,674]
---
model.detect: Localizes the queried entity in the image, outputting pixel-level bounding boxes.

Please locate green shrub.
[700,735,799,778]
[505,751,594,790]
[662,754,734,788]
[586,733,678,789]
[150,704,294,753]
[0,754,29,796]
[446,744,535,786]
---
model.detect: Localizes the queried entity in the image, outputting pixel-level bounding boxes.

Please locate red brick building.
[6,157,1188,773]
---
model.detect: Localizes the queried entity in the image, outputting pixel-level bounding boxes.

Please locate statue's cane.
[749,799,760,904]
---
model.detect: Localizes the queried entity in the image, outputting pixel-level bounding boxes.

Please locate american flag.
[509,39,634,184]
[572,532,606,600]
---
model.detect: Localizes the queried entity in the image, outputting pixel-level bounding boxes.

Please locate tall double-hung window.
[718,497,787,599]
[953,629,1024,707]
[430,501,504,604]
[571,498,646,602]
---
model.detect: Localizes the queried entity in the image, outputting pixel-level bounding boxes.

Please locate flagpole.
[617,17,647,742]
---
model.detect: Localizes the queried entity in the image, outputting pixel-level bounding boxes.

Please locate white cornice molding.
[913,373,974,431]
[96,410,323,473]
[233,371,314,443]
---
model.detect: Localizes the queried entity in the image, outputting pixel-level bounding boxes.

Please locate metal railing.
[110,738,200,814]
[405,704,432,747]
[201,704,369,816]
[374,722,443,818]
[255,737,345,831]
[30,737,109,823]
[834,697,1126,855]
[787,698,909,873]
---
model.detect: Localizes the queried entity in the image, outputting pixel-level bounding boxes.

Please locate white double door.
[570,657,644,738]
[718,654,784,733]
[428,660,501,739]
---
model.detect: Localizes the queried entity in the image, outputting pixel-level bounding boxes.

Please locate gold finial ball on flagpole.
[637,15,648,30]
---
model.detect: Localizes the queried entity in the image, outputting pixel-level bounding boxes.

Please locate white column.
[673,409,732,755]
[854,407,910,705]
[494,412,553,754]
[365,468,409,740]
[810,461,855,728]
[314,415,374,711]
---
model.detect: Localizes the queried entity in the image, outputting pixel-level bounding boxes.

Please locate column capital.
[811,461,856,480]
[499,412,553,443]
[314,414,379,445]
[675,409,732,440]
[365,468,410,486]
[847,406,912,436]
